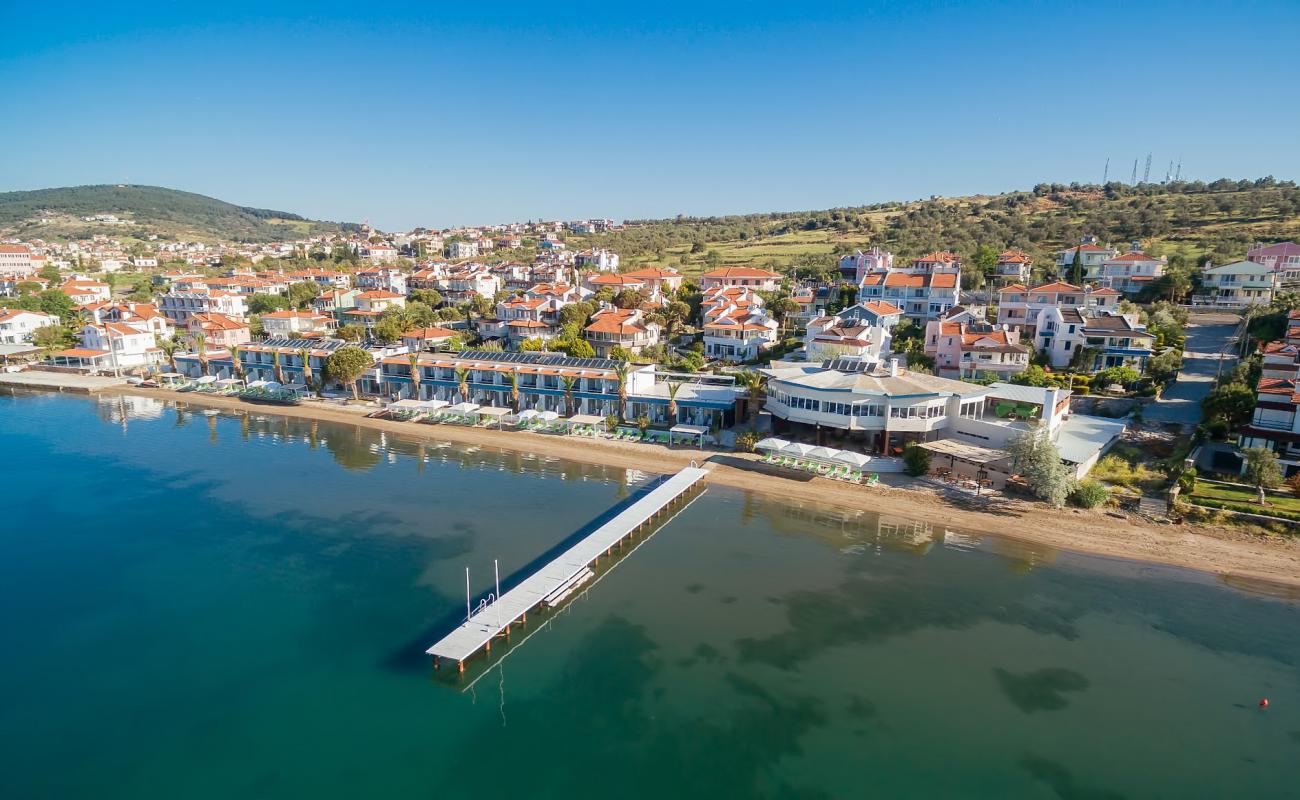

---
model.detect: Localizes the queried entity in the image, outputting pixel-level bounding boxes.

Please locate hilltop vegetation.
[0,184,358,243]
[575,178,1300,285]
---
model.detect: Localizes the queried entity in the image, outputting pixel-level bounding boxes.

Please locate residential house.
[437,268,501,303]
[339,290,406,330]
[908,251,962,274]
[699,266,783,292]
[401,326,460,352]
[995,281,1120,328]
[858,270,960,321]
[61,278,112,305]
[282,268,352,290]
[497,293,566,346]
[804,301,902,363]
[78,322,161,368]
[86,302,172,339]
[0,309,57,344]
[619,267,684,295]
[0,244,35,275]
[574,248,621,272]
[159,288,248,323]
[584,307,661,357]
[1055,238,1117,274]
[354,266,407,296]
[1238,377,1300,478]
[447,240,480,259]
[837,247,893,283]
[925,313,1029,380]
[1247,242,1300,287]
[1197,261,1276,307]
[993,250,1033,286]
[360,243,399,263]
[1094,247,1167,294]
[260,310,335,338]
[187,313,251,349]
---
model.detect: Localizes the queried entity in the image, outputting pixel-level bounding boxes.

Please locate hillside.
[574,178,1300,285]
[0,184,358,243]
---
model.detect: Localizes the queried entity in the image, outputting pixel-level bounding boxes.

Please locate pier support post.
[433,656,440,671]
[458,660,465,675]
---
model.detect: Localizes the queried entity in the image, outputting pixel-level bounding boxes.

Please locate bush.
[902,443,932,476]
[734,429,761,453]
[1200,418,1230,441]
[1070,480,1111,509]
[1177,467,1198,494]
[1287,473,1300,499]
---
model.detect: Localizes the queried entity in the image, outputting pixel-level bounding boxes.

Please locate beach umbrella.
[194,376,216,385]
[539,411,559,422]
[753,437,791,452]
[517,409,540,420]
[831,451,872,468]
[805,446,842,462]
[780,442,817,458]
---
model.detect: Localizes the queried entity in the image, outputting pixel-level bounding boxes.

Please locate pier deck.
[427,466,708,666]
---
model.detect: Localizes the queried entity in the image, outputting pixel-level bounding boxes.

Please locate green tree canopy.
[325,346,374,400]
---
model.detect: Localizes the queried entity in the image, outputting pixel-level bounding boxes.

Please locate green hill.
[0,184,358,243]
[574,178,1300,286]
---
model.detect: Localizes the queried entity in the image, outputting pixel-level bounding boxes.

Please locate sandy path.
[113,387,1300,590]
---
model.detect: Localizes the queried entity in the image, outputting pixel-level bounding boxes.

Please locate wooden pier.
[427,466,708,672]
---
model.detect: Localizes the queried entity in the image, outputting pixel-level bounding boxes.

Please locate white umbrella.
[539,411,559,422]
[780,442,817,458]
[831,451,872,468]
[754,437,791,452]
[264,381,283,390]
[449,402,480,414]
[246,379,269,388]
[517,409,540,421]
[806,446,842,462]
[194,375,216,385]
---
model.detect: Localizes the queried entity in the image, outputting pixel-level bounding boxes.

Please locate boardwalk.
[427,466,708,669]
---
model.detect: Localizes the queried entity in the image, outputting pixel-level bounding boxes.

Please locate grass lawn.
[1191,482,1300,514]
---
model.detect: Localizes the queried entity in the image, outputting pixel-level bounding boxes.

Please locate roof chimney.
[888,358,900,377]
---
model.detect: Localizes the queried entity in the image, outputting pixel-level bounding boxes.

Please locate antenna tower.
[1174,158,1182,181]
[1131,159,1138,184]
[1102,158,1109,184]
[1143,153,1152,183]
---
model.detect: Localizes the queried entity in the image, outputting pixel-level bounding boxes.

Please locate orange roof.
[997,250,1032,263]
[261,310,328,319]
[1028,281,1082,293]
[53,348,109,358]
[588,274,644,286]
[860,300,904,316]
[356,290,403,299]
[402,326,457,339]
[998,283,1029,293]
[1108,251,1162,262]
[191,313,247,331]
[914,250,959,263]
[620,267,682,280]
[0,245,32,254]
[701,267,782,279]
[0,308,52,323]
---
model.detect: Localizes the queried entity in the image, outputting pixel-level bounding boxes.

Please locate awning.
[195,376,216,384]
[780,442,818,458]
[918,439,1011,467]
[388,399,427,411]
[214,378,241,386]
[669,424,709,436]
[754,437,791,452]
[477,406,512,418]
[805,446,841,461]
[831,451,873,468]
[567,414,605,426]
[246,379,269,388]
[448,402,480,414]
[539,410,560,421]
[516,409,540,421]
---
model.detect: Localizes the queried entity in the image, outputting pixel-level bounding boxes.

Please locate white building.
[804,301,902,363]
[159,289,249,323]
[79,322,160,368]
[447,240,480,260]
[858,270,960,322]
[574,248,620,272]
[0,309,57,344]
[260,310,336,338]
[0,244,35,276]
[1093,247,1166,294]
[700,266,783,292]
[995,282,1121,328]
[1197,261,1276,307]
[837,247,893,282]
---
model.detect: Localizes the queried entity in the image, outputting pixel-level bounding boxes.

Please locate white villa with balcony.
[584,307,661,357]
[995,282,1121,329]
[858,270,960,322]
[804,301,901,363]
[1197,261,1276,307]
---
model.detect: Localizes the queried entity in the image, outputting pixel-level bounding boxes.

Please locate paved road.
[1143,312,1243,428]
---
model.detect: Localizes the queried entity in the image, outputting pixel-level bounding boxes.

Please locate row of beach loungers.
[760,452,880,485]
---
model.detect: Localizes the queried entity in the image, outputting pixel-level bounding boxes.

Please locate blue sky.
[2,1,1297,230]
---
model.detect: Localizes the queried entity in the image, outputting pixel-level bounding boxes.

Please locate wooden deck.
[427,466,708,669]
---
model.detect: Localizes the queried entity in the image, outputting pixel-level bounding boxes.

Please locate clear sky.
[3,1,1298,230]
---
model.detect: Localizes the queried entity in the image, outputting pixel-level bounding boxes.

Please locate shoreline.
[103,385,1300,590]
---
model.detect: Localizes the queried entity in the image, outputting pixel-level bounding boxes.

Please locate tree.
[272,349,285,384]
[506,370,521,411]
[248,293,289,315]
[325,346,373,400]
[567,338,596,359]
[15,280,42,295]
[158,336,180,373]
[614,362,631,422]
[410,288,442,307]
[613,289,644,309]
[337,324,365,342]
[1202,382,1255,426]
[1242,447,1282,505]
[559,302,595,327]
[30,324,70,354]
[609,346,633,361]
[373,315,406,344]
[561,374,578,417]
[1093,365,1141,389]
[455,366,470,402]
[1068,246,1083,285]
[1145,349,1183,384]
[666,381,681,422]
[38,263,61,284]
[37,289,75,320]
[902,443,932,476]
[286,281,321,310]
[229,344,244,380]
[1010,364,1051,387]
[736,370,766,423]
[193,331,208,374]
[298,347,316,395]
[1007,429,1074,508]
[407,352,422,399]
[519,337,547,352]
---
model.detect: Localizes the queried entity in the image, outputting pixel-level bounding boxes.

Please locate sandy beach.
[111,386,1300,590]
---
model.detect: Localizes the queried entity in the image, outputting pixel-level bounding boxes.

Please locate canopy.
[539,410,560,421]
[567,414,604,426]
[158,372,184,378]
[918,439,1011,467]
[246,379,269,388]
[448,402,480,414]
[194,376,216,385]
[282,383,308,393]
[477,406,512,418]
[754,437,791,452]
[264,381,283,390]
[670,424,708,436]
[805,446,842,462]
[214,378,241,386]
[831,451,872,468]
[388,399,427,411]
[780,442,818,457]
[516,409,540,421]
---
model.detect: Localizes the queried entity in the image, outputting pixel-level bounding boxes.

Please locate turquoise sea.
[1,390,1298,799]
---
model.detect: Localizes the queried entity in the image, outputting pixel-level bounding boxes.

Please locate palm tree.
[506,370,521,412]
[272,349,285,384]
[666,380,682,423]
[228,344,244,381]
[298,347,315,394]
[736,370,766,423]
[193,331,208,376]
[158,336,179,374]
[614,362,630,423]
[407,352,422,400]
[561,374,577,417]
[455,366,470,402]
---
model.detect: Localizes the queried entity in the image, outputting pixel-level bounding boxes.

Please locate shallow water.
[1,391,1297,799]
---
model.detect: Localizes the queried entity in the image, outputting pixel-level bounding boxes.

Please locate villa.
[260,310,336,338]
[584,307,661,357]
[1246,241,1300,287]
[159,288,249,323]
[925,312,1029,380]
[699,266,783,292]
[858,270,960,321]
[1198,261,1276,307]
[804,301,901,362]
[186,313,251,348]
[993,250,1033,286]
[0,309,57,344]
[1093,247,1166,294]
[995,281,1121,328]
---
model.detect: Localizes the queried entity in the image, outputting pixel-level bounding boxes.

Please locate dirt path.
[113,386,1300,590]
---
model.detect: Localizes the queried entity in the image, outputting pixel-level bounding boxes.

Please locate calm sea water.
[1,391,1298,799]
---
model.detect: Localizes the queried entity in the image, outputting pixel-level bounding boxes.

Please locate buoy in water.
[1259,698,1270,709]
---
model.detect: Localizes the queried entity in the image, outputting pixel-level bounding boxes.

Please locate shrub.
[902,443,932,476]
[1287,473,1300,499]
[734,429,761,453]
[1070,480,1110,509]
[1177,467,1198,494]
